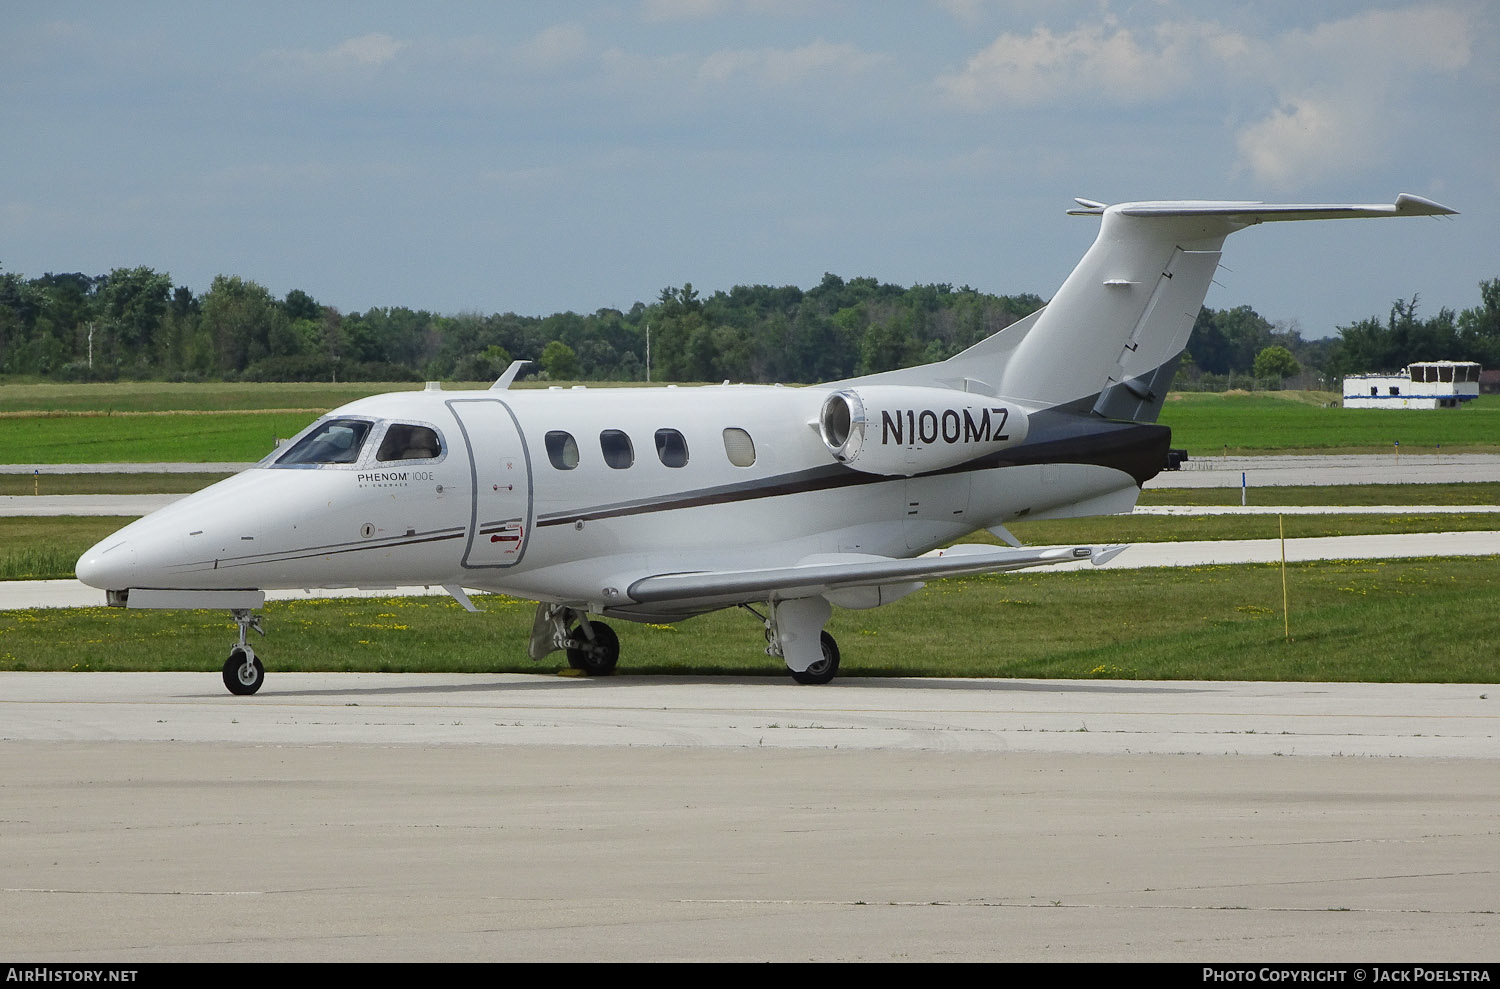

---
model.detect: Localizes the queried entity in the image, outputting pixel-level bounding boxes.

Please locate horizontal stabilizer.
[626,543,1126,605]
[1068,194,1456,222]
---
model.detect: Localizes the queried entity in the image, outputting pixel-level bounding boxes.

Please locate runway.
[2,673,1497,962]
[5,455,1499,961]
[6,671,1496,758]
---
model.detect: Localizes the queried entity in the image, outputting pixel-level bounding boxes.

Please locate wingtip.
[1394,193,1458,216]
[1090,544,1129,567]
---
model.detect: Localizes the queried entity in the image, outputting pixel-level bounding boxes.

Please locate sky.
[3,1,1497,340]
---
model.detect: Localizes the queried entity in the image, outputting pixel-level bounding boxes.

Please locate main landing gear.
[788,631,840,685]
[529,600,841,683]
[222,609,266,695]
[746,598,841,685]
[529,604,620,675]
[566,620,620,675]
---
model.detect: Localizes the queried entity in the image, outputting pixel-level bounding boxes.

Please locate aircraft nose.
[76,537,134,590]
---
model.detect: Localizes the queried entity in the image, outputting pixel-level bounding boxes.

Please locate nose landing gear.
[222,609,266,695]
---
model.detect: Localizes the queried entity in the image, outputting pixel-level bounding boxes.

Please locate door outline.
[446,398,534,569]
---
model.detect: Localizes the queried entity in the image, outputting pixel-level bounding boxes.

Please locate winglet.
[491,360,533,391]
[1394,193,1458,216]
[1090,544,1129,567]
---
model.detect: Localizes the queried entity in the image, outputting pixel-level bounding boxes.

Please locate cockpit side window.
[275,418,373,466]
[377,423,442,462]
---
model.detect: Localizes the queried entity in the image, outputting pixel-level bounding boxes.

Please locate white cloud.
[936,3,1480,189]
[1234,97,1365,189]
[641,0,803,20]
[698,40,884,86]
[936,18,1245,107]
[515,23,592,72]
[1232,4,1475,187]
[265,32,409,74]
[1286,3,1472,77]
[329,33,408,66]
[642,0,731,20]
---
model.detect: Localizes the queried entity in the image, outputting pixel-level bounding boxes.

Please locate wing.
[623,542,1128,608]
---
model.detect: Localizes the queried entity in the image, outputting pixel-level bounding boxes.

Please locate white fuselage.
[75,382,1145,619]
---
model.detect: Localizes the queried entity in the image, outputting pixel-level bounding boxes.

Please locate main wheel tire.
[565,621,620,675]
[223,647,265,695]
[790,630,840,685]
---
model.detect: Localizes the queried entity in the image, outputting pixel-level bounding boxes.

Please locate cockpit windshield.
[275,418,373,466]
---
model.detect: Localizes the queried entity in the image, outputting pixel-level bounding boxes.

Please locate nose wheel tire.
[223,646,265,695]
[789,631,840,685]
[565,620,620,675]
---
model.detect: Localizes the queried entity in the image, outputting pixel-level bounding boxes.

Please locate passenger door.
[446,398,533,569]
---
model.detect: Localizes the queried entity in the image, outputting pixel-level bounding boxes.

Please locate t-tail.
[848,194,1457,423]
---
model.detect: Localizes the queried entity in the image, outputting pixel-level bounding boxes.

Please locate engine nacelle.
[817,386,1030,476]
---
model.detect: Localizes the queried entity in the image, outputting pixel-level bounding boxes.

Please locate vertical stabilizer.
[996,216,1225,416]
[847,195,1455,422]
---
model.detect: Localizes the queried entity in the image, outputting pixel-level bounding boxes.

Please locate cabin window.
[1440,365,1454,382]
[276,418,372,465]
[545,430,580,470]
[1369,387,1378,396]
[1389,386,1400,396]
[600,429,634,469]
[655,428,689,468]
[376,423,442,462]
[723,427,756,467]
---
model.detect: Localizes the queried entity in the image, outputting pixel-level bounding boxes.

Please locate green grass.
[0,381,429,413]
[1005,512,1500,545]
[1138,483,1500,506]
[0,381,715,463]
[3,382,1497,684]
[0,518,136,580]
[1158,392,1500,454]
[3,383,1498,462]
[0,472,232,496]
[0,412,315,463]
[0,379,683,414]
[3,557,1495,681]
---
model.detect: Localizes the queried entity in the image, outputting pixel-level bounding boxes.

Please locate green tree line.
[2,263,1496,386]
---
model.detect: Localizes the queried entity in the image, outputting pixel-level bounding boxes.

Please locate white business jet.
[76,195,1454,694]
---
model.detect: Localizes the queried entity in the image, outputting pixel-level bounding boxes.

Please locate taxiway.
[2,673,1497,962]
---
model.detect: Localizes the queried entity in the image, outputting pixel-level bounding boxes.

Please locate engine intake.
[818,386,1029,476]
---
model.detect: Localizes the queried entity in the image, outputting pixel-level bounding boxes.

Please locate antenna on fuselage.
[491,359,534,391]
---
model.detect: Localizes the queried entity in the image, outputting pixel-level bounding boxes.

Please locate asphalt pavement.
[5,454,1499,962]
